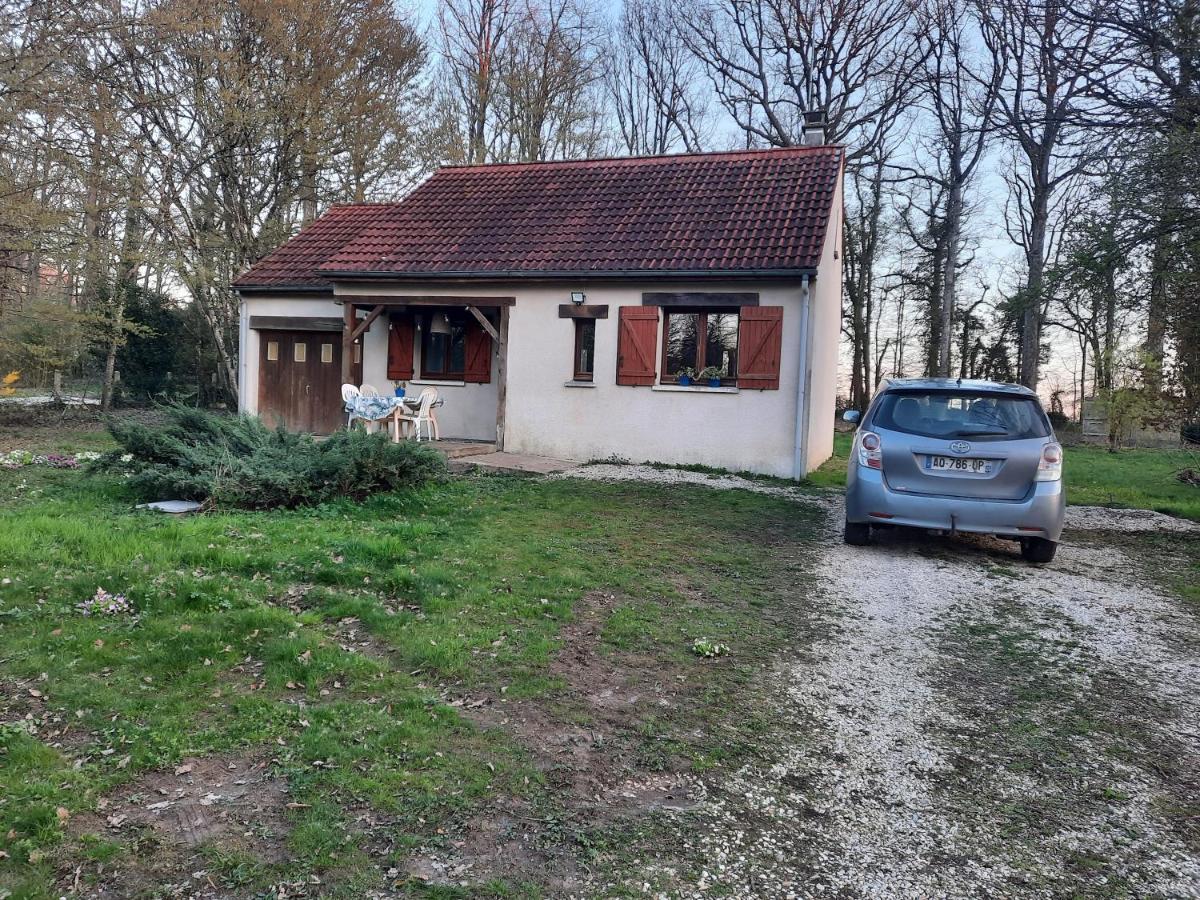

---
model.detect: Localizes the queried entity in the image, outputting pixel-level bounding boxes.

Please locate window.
[420,312,467,379]
[266,341,279,361]
[573,319,595,381]
[320,343,333,363]
[293,341,307,363]
[874,390,1051,441]
[661,310,738,383]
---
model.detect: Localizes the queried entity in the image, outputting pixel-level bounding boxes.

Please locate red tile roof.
[235,146,843,289]
[233,203,396,288]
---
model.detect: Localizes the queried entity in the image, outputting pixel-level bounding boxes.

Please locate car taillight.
[857,431,882,470]
[1036,441,1062,481]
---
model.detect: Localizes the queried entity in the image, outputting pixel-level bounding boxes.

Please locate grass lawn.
[810,431,1200,522]
[0,455,823,897]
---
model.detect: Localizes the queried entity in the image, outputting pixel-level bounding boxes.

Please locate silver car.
[842,378,1065,563]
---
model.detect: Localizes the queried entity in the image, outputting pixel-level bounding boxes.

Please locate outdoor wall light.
[570,291,586,305]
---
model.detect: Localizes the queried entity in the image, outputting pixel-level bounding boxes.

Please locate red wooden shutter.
[737,306,783,390]
[463,318,492,383]
[387,316,415,381]
[616,306,659,385]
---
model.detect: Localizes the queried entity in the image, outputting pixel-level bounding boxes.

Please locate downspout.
[792,273,813,480]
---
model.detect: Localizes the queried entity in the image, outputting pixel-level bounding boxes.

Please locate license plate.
[925,455,993,474]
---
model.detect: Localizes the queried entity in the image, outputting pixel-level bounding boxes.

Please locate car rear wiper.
[952,428,1009,436]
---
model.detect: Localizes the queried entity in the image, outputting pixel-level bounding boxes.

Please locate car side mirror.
[842,409,860,424]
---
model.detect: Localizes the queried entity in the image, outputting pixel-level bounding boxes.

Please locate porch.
[342,295,510,446]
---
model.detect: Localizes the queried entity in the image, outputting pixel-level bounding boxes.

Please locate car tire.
[844,521,871,546]
[1020,537,1057,564]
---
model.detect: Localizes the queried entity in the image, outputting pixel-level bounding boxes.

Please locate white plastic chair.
[396,387,440,442]
[341,384,361,430]
[359,383,381,398]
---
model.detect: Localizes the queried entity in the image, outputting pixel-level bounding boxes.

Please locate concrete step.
[450,451,576,476]
[435,441,497,459]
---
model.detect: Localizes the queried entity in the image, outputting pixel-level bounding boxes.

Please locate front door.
[257,330,360,434]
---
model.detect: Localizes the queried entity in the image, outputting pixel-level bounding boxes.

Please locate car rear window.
[873,390,1050,441]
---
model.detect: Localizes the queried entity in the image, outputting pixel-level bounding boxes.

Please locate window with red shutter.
[736,306,783,390]
[616,306,659,385]
[387,316,415,381]
[463,317,492,383]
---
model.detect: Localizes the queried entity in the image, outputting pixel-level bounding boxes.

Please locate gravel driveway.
[564,467,1200,899]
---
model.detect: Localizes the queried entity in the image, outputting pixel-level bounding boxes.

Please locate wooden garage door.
[257,330,360,434]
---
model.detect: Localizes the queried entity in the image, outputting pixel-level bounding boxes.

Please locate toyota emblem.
[950,440,971,454]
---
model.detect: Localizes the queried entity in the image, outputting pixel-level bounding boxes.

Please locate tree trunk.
[301,132,319,225]
[100,300,124,411]
[1144,232,1169,391]
[1101,269,1117,392]
[938,180,963,377]
[1020,194,1049,390]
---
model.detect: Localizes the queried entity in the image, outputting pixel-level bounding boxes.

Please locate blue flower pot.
[678,376,692,386]
[394,387,405,398]
[708,378,721,387]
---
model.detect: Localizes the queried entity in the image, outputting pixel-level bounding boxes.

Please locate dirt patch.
[96,753,291,853]
[327,615,397,665]
[406,591,703,891]
[401,796,580,894]
[457,591,690,803]
[64,751,294,895]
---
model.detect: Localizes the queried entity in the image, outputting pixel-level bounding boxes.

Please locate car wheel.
[1020,537,1057,563]
[844,521,871,546]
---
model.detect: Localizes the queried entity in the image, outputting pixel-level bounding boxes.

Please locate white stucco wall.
[241,258,841,477]
[336,278,838,478]
[804,171,844,473]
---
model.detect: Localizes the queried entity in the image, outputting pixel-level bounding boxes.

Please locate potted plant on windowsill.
[675,367,696,386]
[698,366,723,387]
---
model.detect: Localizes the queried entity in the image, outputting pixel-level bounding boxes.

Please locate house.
[233,144,844,478]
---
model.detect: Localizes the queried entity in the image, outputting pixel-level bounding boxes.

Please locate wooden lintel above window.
[558,304,609,319]
[338,295,516,307]
[641,292,759,308]
[249,316,344,332]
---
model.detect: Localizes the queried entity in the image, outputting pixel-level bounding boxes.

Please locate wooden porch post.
[340,302,355,384]
[495,304,509,450]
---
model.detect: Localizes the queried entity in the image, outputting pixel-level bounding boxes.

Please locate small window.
[353,342,361,364]
[662,309,739,383]
[320,343,333,363]
[293,342,306,363]
[266,341,279,361]
[421,313,467,379]
[573,319,595,382]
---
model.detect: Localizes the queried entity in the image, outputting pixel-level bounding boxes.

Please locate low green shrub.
[97,405,446,509]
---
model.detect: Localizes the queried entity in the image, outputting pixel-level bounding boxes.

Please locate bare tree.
[978,0,1103,390]
[842,153,890,410]
[1071,1,1200,401]
[682,0,924,157]
[911,0,1001,377]
[113,0,427,401]
[605,0,707,155]
[493,0,606,162]
[438,0,515,164]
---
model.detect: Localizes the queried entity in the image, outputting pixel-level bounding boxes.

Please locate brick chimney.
[801,111,826,146]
